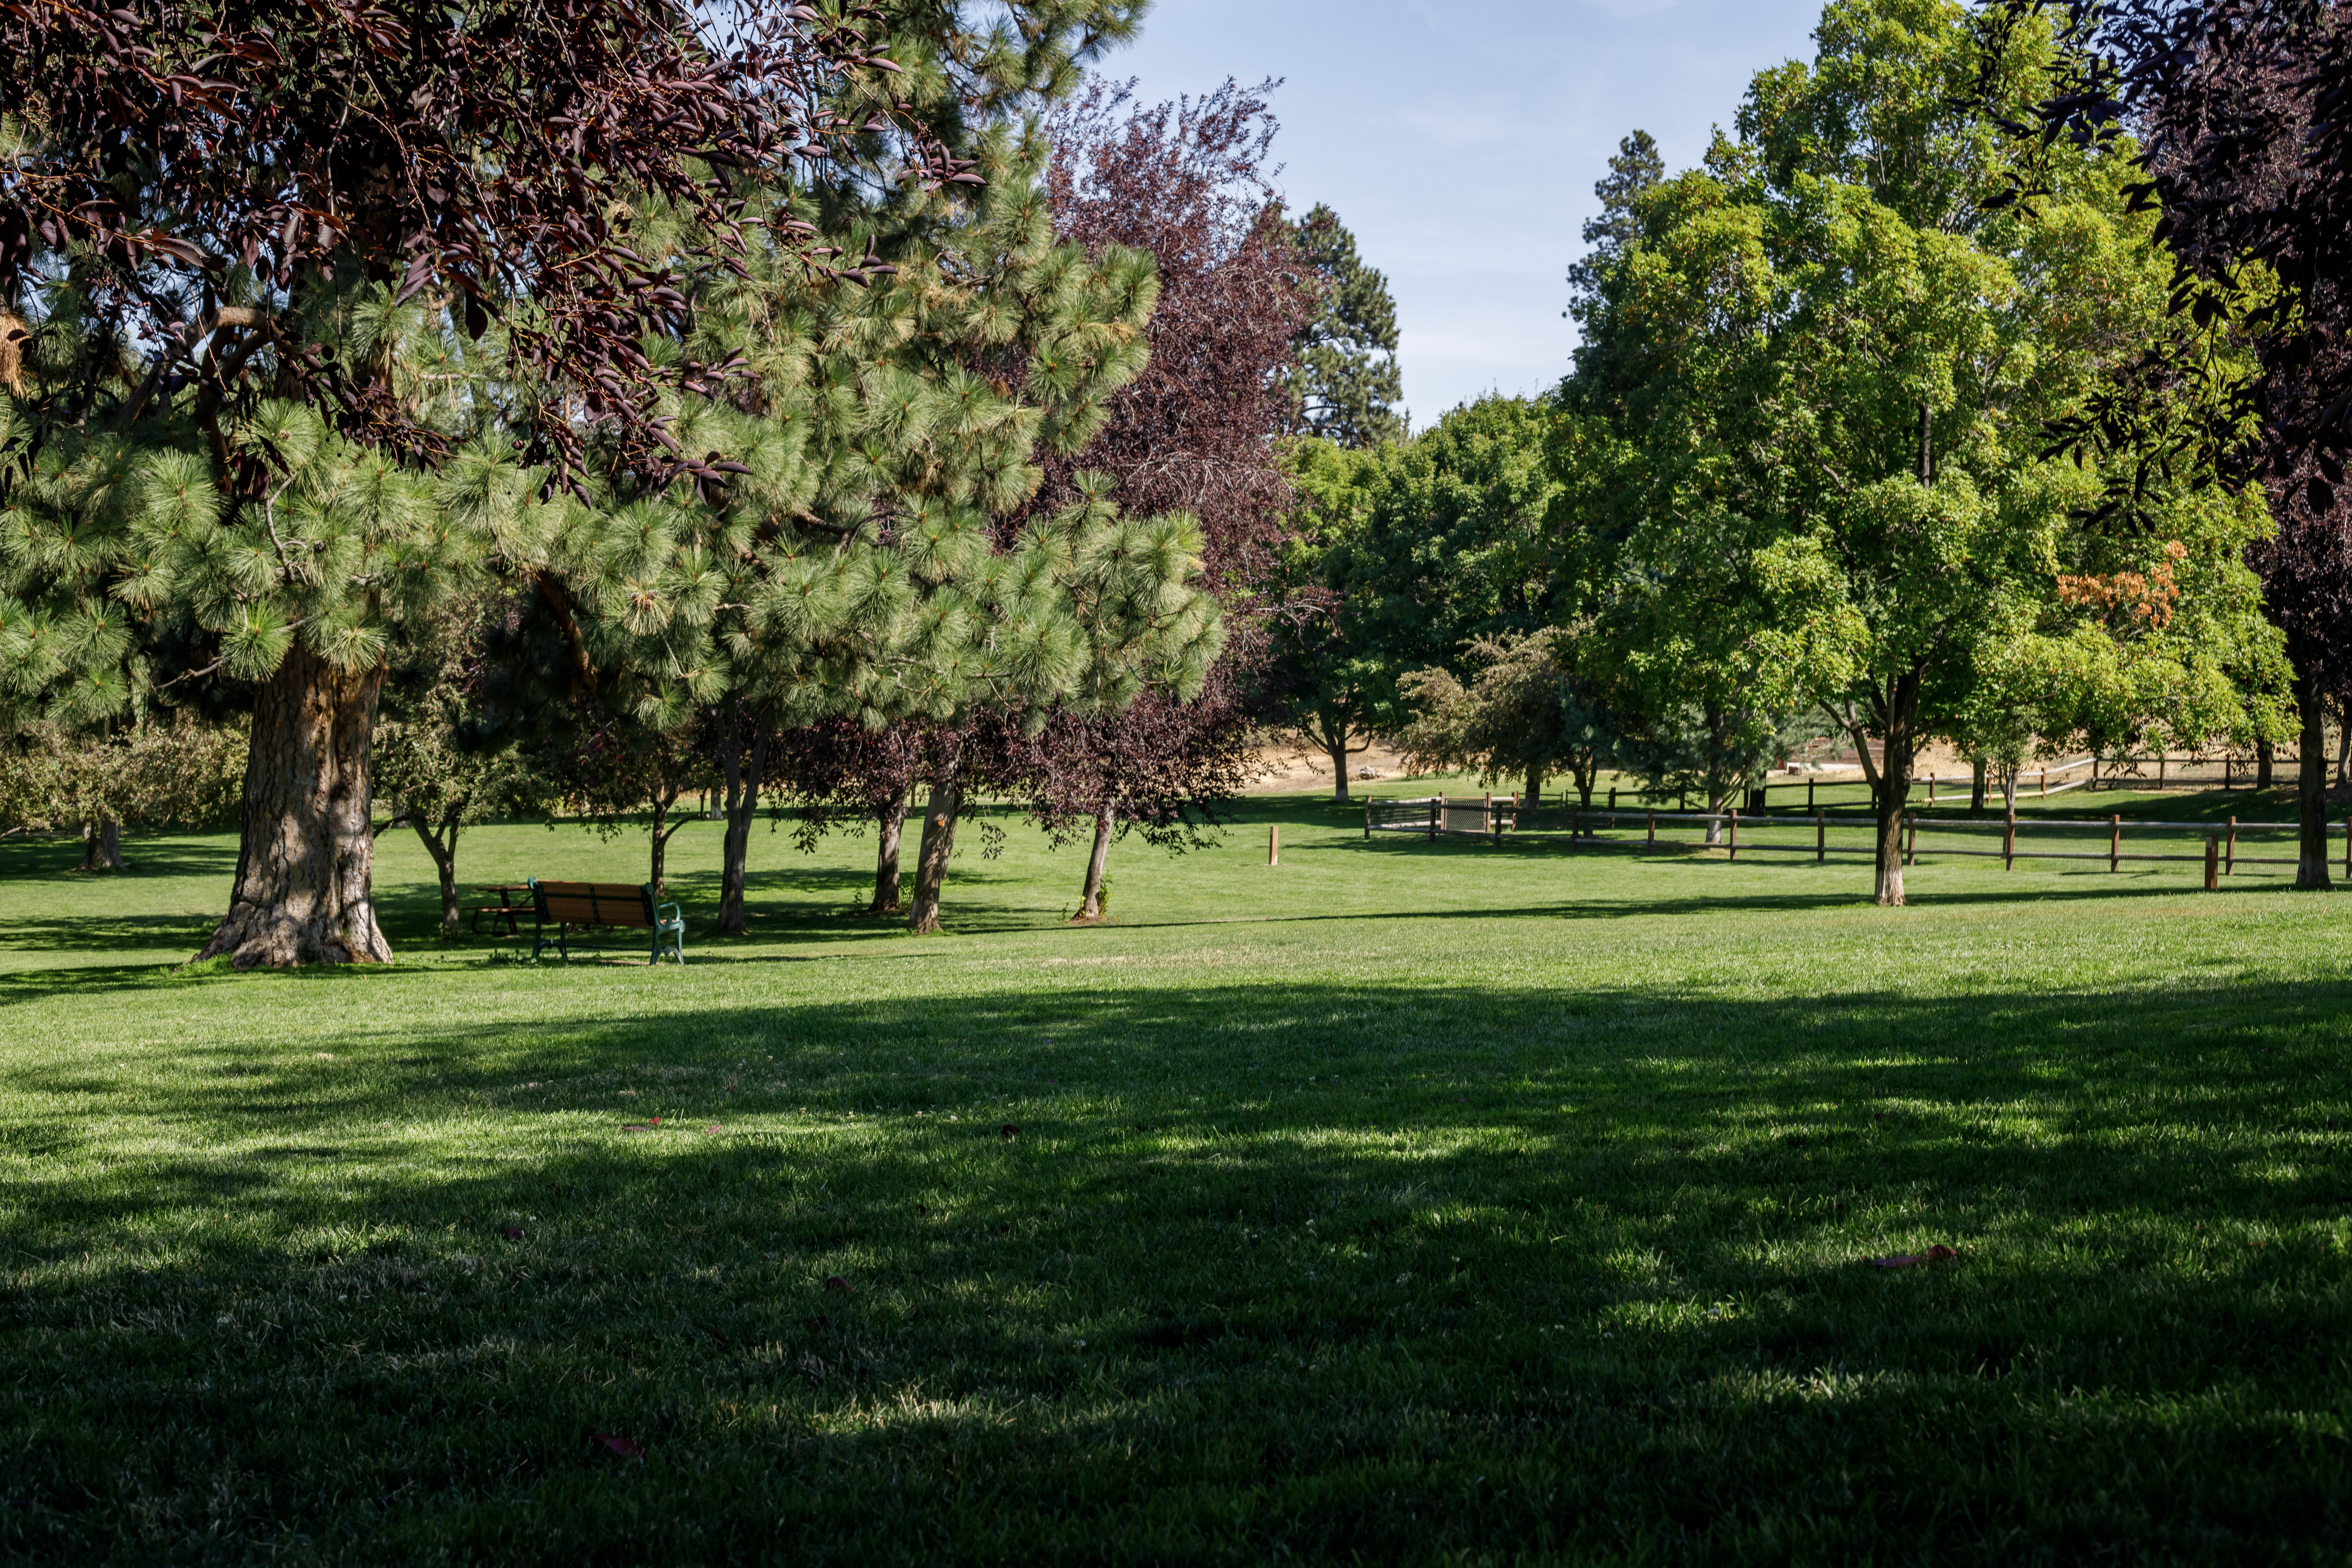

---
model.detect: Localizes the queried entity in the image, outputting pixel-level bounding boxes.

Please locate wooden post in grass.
[1608,786,1618,813]
[1807,776,1816,812]
[1928,774,1937,805]
[1363,802,1371,841]
[1430,794,1441,842]
[2343,816,2350,879]
[1648,811,1657,851]
[1269,825,1280,865]
[2110,814,2121,873]
[2003,807,2016,871]
[1727,807,1739,861]
[2227,816,2237,875]
[1816,811,1826,864]
[2038,766,2048,796]
[2205,835,2219,891]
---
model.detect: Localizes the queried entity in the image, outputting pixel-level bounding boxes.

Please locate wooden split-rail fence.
[1364,793,2345,888]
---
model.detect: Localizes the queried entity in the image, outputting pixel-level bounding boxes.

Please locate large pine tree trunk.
[718,727,767,936]
[1873,677,1922,908]
[868,786,908,916]
[1075,804,1114,921]
[906,773,962,935]
[198,643,391,966]
[2296,669,2332,890]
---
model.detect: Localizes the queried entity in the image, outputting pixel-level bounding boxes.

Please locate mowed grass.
[4,780,2352,1563]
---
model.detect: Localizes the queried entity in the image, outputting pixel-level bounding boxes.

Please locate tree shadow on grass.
[8,970,2352,1557]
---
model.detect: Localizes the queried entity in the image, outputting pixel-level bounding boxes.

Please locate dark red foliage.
[0,0,951,476]
[1040,78,1313,591]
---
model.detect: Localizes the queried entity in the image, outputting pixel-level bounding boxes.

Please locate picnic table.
[470,884,532,937]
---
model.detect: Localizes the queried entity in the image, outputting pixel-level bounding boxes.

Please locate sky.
[1098,0,1829,428]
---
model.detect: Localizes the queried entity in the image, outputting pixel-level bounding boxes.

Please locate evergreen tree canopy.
[1281,204,1406,448]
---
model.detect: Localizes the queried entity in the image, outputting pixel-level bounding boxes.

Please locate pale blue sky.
[1101,0,1828,427]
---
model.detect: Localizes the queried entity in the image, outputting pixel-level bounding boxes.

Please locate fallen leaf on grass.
[824,1274,852,1293]
[1000,1123,1019,1140]
[503,1227,524,1242]
[704,1124,721,1135]
[1871,1244,1958,1269]
[590,1433,642,1459]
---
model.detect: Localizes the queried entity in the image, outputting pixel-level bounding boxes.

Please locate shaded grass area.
[5,788,2352,1561]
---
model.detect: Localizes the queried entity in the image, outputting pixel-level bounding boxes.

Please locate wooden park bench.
[527,879,685,965]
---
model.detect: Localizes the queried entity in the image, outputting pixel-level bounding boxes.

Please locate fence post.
[2003,807,2016,871]
[1430,794,1440,842]
[1816,811,1826,865]
[1364,801,1371,841]
[1727,807,1739,862]
[1608,786,1618,813]
[2205,835,2219,891]
[2038,767,2048,797]
[1647,811,1656,851]
[2343,816,2350,879]
[1928,774,1937,805]
[1270,825,1280,865]
[2110,813,2121,873]
[2227,815,2237,875]
[1807,776,1816,812]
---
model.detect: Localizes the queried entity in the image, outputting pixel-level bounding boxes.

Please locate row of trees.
[1271,0,2344,906]
[0,0,1423,959]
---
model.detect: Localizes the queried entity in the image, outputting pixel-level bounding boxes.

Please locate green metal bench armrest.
[655,902,681,925]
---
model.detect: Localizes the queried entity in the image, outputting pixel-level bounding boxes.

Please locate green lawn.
[5,782,2352,1562]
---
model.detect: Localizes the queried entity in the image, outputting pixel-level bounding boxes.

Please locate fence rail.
[1364,794,2344,888]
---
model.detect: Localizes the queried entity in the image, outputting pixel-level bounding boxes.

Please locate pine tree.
[1281,205,1406,448]
[1566,132,1666,316]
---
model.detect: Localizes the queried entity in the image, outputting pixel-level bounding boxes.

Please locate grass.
[5,779,2352,1562]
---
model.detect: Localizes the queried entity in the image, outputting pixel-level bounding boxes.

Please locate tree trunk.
[2296,669,2332,890]
[2003,767,2018,815]
[646,774,687,897]
[78,819,123,871]
[717,723,767,936]
[1321,714,1352,804]
[1524,763,1544,807]
[1873,676,1922,907]
[198,642,391,966]
[1075,804,1114,921]
[868,786,908,916]
[906,773,963,935]
[2258,739,2275,789]
[1970,758,1987,813]
[410,818,460,928]
[2336,701,2350,789]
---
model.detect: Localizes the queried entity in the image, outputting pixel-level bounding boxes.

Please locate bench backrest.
[531,880,655,929]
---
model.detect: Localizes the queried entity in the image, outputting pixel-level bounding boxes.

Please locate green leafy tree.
[1395,625,1624,806]
[1282,204,1406,447]
[1560,0,2284,903]
[1272,397,1561,799]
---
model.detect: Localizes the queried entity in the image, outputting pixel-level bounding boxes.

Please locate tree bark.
[2296,668,2332,890]
[647,779,685,898]
[868,785,908,916]
[198,642,391,966]
[906,772,962,935]
[1320,712,1353,804]
[1524,763,1545,807]
[1075,804,1114,920]
[1873,675,1922,907]
[1970,758,1987,813]
[410,818,460,928]
[78,819,123,871]
[718,722,767,936]
[2258,739,2275,789]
